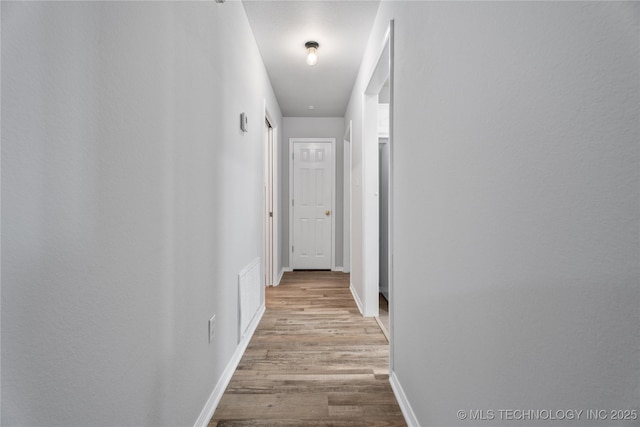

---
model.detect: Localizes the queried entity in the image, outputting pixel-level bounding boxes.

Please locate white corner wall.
[281,117,345,270]
[1,2,282,426]
[347,2,639,425]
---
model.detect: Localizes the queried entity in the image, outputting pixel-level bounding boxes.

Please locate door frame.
[364,21,394,367]
[264,103,278,286]
[362,21,394,321]
[343,121,352,273]
[288,137,336,270]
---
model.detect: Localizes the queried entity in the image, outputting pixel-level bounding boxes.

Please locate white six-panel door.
[291,139,334,270]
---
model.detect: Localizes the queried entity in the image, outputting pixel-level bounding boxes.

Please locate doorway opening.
[264,111,278,287]
[264,117,274,286]
[377,80,391,339]
[362,21,394,355]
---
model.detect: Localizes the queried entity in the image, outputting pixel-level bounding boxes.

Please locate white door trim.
[343,121,352,273]
[264,118,273,287]
[289,137,336,270]
[387,19,396,374]
[264,101,278,286]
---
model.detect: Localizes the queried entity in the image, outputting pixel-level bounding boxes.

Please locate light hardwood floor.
[209,271,407,426]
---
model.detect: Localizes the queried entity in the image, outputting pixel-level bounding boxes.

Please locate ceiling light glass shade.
[306,48,318,66]
[305,41,319,66]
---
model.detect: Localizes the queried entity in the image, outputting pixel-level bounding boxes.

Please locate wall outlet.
[208,314,216,343]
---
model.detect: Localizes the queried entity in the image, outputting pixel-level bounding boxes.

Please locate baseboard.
[275,267,290,286]
[349,282,364,316]
[193,304,266,427]
[389,370,420,427]
[332,266,343,272]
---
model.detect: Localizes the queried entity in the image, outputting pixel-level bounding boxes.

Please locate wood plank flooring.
[209,271,407,426]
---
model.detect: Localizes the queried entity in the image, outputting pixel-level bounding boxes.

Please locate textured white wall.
[1,2,281,426]
[348,2,639,425]
[281,117,345,270]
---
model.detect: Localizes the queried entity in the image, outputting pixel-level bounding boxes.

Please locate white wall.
[281,117,345,270]
[1,2,281,426]
[347,2,639,425]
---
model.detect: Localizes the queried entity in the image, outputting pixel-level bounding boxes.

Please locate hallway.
[209,271,406,426]
[3,2,638,425]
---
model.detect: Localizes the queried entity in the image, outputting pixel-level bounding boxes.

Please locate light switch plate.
[240,113,248,132]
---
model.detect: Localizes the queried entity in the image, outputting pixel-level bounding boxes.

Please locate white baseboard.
[193,304,266,427]
[332,266,344,272]
[275,267,291,286]
[349,282,364,316]
[390,370,420,427]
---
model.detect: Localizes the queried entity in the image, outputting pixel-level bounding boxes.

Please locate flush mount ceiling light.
[305,41,319,66]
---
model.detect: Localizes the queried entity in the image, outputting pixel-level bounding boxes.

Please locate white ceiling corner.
[242,0,380,117]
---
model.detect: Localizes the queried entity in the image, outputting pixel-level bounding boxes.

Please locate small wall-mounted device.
[240,113,248,132]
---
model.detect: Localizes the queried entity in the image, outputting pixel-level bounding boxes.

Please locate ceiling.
[243,1,381,117]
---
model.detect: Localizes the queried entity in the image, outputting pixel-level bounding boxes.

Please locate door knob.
[325,210,331,216]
